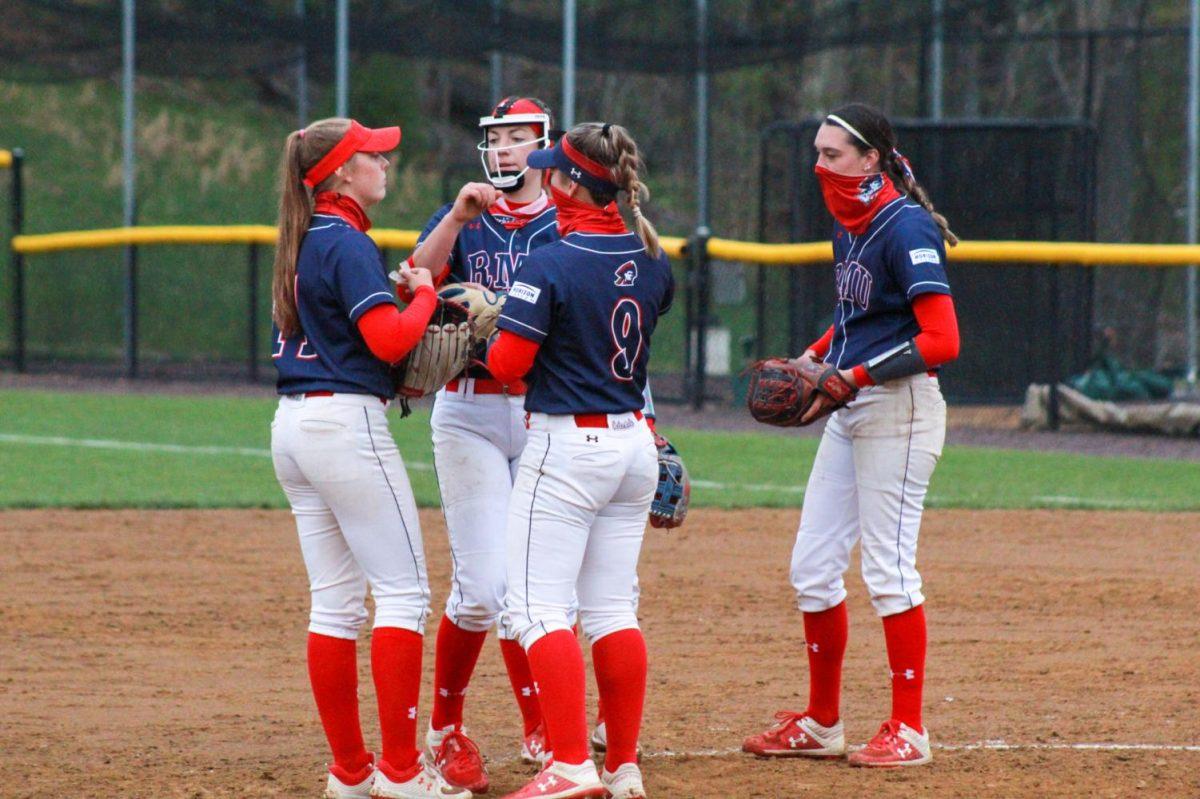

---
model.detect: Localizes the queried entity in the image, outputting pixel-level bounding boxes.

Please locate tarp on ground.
[1021,384,1200,437]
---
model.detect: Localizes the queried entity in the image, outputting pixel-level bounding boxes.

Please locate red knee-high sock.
[802,601,848,727]
[371,627,424,775]
[882,605,927,731]
[307,633,372,776]
[430,617,488,731]
[500,637,544,735]
[526,630,589,765]
[592,629,647,771]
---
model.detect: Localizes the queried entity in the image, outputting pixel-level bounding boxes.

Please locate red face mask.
[813,165,900,235]
[549,184,627,237]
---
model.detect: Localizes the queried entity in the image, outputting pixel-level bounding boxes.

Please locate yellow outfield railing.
[9,224,687,259]
[10,225,1200,266]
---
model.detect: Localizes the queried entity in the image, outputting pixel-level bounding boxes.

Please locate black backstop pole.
[247,243,260,382]
[9,148,25,372]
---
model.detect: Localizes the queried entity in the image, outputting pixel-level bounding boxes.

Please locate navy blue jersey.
[273,213,397,398]
[497,232,674,414]
[418,202,559,291]
[828,198,952,369]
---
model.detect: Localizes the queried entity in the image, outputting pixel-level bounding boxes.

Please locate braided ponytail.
[883,154,958,246]
[564,122,663,259]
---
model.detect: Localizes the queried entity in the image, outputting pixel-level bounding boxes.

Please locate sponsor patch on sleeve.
[508,281,542,304]
[909,248,940,266]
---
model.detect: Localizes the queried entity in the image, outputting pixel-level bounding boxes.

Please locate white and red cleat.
[426,725,489,793]
[370,754,472,798]
[847,720,932,768]
[520,721,550,766]
[741,711,846,758]
[600,762,646,799]
[325,754,376,799]
[501,760,604,799]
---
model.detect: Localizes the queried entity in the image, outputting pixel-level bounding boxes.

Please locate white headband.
[825,114,872,149]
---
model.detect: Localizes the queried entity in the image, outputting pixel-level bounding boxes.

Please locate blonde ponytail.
[271,117,352,337]
[564,122,663,259]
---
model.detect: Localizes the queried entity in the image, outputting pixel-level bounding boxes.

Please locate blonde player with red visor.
[270,117,469,799]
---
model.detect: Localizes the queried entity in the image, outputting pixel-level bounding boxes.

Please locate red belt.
[445,378,525,396]
[304,390,387,405]
[572,410,643,428]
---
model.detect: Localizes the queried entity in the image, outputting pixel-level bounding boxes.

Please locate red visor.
[303,120,401,189]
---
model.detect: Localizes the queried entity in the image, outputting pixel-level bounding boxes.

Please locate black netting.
[759,120,1096,403]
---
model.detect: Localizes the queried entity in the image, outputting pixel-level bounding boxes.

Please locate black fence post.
[691,227,712,410]
[9,148,25,372]
[1047,265,1062,430]
[123,243,138,378]
[247,243,259,382]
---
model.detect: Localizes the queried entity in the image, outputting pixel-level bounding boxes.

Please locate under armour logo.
[407,706,417,719]
[898,743,913,756]
[538,775,559,791]
[438,688,450,697]
[808,642,819,653]
[586,434,598,442]
[570,167,582,180]
[891,668,916,680]
[788,733,808,748]
[521,686,534,697]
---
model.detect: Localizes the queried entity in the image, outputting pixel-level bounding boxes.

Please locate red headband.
[302,120,401,189]
[560,136,614,183]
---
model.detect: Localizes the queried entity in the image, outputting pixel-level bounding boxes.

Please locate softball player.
[488,122,673,799]
[269,117,468,799]
[742,103,961,767]
[404,97,559,792]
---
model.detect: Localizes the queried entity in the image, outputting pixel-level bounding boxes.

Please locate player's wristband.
[863,339,929,384]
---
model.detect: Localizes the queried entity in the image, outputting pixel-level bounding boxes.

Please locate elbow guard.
[864,339,929,385]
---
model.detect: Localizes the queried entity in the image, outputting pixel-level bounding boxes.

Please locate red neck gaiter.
[550,185,627,236]
[488,192,552,231]
[314,191,372,233]
[814,166,900,235]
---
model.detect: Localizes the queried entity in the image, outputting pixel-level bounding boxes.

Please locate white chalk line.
[634,742,1200,759]
[0,433,435,473]
[0,433,1185,508]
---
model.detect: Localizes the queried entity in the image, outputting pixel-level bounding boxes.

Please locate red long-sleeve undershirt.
[356,284,438,364]
[394,256,452,303]
[486,329,541,384]
[808,293,960,387]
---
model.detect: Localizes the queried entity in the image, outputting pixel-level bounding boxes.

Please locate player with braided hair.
[487,121,673,799]
[743,102,960,768]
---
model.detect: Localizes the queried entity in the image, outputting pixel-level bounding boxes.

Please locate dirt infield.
[2,508,1197,798]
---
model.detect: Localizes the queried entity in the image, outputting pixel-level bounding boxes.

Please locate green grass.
[1,389,1197,511]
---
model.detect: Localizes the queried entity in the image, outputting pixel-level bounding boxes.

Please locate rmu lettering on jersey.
[834,260,873,310]
[416,201,559,292]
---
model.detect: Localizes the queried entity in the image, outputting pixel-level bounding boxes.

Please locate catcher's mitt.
[745,357,857,427]
[649,434,690,529]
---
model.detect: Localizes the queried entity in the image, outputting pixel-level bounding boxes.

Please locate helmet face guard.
[478,106,552,192]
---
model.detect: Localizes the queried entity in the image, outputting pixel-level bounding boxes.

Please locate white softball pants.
[504,411,658,651]
[430,384,527,636]
[790,374,946,617]
[271,394,431,640]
